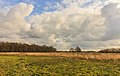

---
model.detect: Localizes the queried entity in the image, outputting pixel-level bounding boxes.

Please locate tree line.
[0,42,57,52]
[99,48,120,53]
[1,41,119,53]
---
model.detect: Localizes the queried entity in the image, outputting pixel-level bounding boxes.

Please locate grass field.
[0,54,120,76]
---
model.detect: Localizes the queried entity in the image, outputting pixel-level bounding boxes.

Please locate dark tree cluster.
[70,46,82,52]
[99,48,120,53]
[0,42,57,52]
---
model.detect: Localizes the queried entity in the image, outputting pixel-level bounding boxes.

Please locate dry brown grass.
[0,52,120,60]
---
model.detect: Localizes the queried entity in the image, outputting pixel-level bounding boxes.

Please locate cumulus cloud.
[0,3,34,41]
[27,0,106,50]
[28,0,120,50]
[102,3,120,40]
[1,0,120,51]
[108,0,120,3]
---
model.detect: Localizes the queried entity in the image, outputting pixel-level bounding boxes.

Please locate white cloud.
[27,0,106,50]
[0,3,34,40]
[1,1,120,51]
[108,0,120,3]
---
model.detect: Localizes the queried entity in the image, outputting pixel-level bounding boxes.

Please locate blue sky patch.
[0,0,62,15]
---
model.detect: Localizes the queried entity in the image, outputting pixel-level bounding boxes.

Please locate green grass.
[0,56,120,76]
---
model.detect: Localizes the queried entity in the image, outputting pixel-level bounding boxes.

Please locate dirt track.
[0,52,120,60]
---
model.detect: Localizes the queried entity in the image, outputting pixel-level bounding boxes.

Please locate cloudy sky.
[0,0,120,51]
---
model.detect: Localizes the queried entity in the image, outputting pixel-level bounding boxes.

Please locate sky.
[0,0,120,51]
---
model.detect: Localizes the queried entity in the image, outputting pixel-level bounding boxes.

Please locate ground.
[0,53,120,76]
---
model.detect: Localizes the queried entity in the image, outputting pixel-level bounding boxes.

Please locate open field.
[0,53,120,76]
[0,55,120,76]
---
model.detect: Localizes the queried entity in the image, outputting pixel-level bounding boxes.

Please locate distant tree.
[75,46,81,52]
[70,48,75,52]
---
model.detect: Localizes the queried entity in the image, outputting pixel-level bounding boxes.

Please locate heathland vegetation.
[0,56,120,76]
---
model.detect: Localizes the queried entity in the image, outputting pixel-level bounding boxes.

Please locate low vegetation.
[0,56,120,76]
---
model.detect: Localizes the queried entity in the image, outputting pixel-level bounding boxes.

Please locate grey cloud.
[102,3,120,40]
